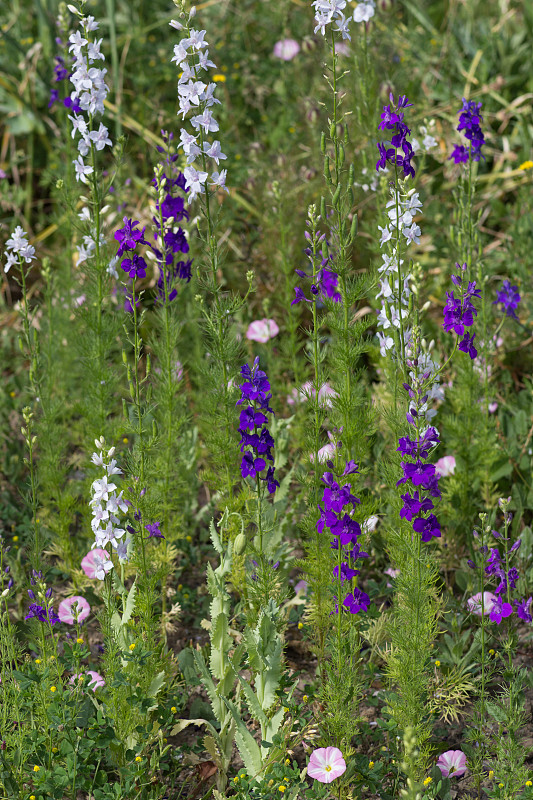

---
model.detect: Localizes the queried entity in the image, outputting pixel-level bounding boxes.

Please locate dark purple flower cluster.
[25,570,60,625]
[316,465,370,615]
[397,386,442,542]
[292,233,341,306]
[449,98,485,164]
[152,134,192,303]
[442,263,481,360]
[48,46,82,112]
[482,541,532,624]
[376,94,415,179]
[237,358,279,495]
[494,279,521,321]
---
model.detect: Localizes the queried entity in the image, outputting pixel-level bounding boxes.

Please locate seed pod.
[338,143,345,166]
[320,132,326,154]
[233,533,247,556]
[320,196,327,220]
[348,163,355,185]
[329,122,336,139]
[332,183,342,206]
[324,155,332,185]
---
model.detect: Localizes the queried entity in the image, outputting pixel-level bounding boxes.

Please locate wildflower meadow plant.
[1,0,532,798]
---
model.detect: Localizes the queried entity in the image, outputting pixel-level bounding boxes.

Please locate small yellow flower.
[435,660,441,667]
[289,126,295,134]
[50,656,55,661]
[499,783,504,788]
[381,746,387,751]
[50,686,57,692]
[298,622,303,630]
[489,649,495,656]
[163,738,167,743]
[234,777,239,783]
[135,756,142,762]
[129,643,136,651]
[430,38,437,45]
[35,659,42,664]
[519,160,533,171]
[13,536,18,542]
[33,765,40,772]
[525,780,532,786]
[184,593,189,599]
[268,779,274,787]
[369,761,374,768]
[171,706,177,713]
[186,535,192,542]
[489,770,494,779]
[10,391,15,398]
[233,62,240,69]
[213,74,226,82]
[285,758,290,766]
[240,774,246,779]
[77,638,84,644]
[235,154,242,161]
[52,747,58,753]
[30,796,36,799]
[279,787,286,793]
[123,437,128,443]
[423,777,432,786]
[302,695,308,702]
[178,584,183,591]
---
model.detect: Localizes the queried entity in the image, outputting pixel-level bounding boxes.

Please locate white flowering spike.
[4,226,36,273]
[169,10,228,203]
[89,443,129,554]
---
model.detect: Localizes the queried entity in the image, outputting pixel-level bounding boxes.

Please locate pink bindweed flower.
[58,596,91,624]
[81,548,113,580]
[273,39,300,61]
[70,670,105,692]
[488,401,498,413]
[467,591,497,616]
[308,747,347,783]
[246,318,279,343]
[436,750,467,778]
[435,455,456,477]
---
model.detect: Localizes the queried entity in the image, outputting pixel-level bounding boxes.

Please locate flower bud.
[233,533,247,556]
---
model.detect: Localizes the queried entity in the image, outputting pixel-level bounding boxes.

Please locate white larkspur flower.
[73,155,94,184]
[353,1,375,23]
[210,170,229,193]
[184,165,208,202]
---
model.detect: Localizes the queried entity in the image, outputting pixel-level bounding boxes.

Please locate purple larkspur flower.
[397,460,436,488]
[513,597,532,623]
[114,218,148,257]
[400,490,434,522]
[145,521,165,540]
[458,332,477,360]
[412,513,441,542]
[489,595,513,624]
[376,93,415,178]
[449,98,485,162]
[343,587,370,614]
[494,280,520,320]
[237,359,278,493]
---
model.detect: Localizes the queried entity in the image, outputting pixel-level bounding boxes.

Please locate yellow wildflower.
[423,777,432,786]
[519,160,533,170]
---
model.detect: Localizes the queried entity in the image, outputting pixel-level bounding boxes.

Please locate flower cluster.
[375,189,422,357]
[376,94,416,179]
[312,0,351,39]
[170,7,228,201]
[494,279,521,320]
[25,570,60,625]
[48,51,76,110]
[89,439,128,572]
[449,98,485,163]
[152,144,193,303]
[287,381,337,408]
[246,319,279,343]
[292,227,341,306]
[442,262,481,360]
[236,357,279,494]
[68,16,112,184]
[397,380,442,543]
[316,462,370,614]
[4,226,36,274]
